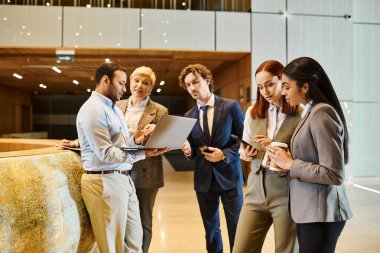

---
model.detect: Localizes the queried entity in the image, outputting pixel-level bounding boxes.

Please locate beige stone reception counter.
[0,138,95,252]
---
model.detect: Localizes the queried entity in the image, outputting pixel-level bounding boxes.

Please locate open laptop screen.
[122,115,196,151]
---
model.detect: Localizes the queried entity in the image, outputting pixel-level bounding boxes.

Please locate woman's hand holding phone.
[242,143,258,157]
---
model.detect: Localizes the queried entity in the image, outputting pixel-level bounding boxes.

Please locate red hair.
[250,60,296,119]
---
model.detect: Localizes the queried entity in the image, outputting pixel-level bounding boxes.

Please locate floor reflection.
[149,158,380,253]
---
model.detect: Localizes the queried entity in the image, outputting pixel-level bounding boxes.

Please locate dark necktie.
[200,105,210,140]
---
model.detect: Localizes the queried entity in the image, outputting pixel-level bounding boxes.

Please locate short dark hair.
[251,60,297,119]
[178,64,214,92]
[283,57,349,163]
[95,62,127,85]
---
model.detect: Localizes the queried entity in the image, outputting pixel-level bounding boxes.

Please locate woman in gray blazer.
[267,57,353,253]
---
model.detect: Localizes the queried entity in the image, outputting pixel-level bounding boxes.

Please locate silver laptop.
[122,115,197,151]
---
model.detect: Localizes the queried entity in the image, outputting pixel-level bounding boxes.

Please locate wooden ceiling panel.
[0,47,249,96]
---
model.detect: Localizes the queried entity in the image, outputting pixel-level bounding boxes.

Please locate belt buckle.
[115,170,128,176]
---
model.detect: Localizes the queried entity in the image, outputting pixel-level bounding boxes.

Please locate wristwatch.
[222,154,227,163]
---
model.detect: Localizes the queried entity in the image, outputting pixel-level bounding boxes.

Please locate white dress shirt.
[76,91,145,171]
[240,103,285,162]
[267,103,286,139]
[125,96,150,135]
[197,94,215,135]
[301,100,314,119]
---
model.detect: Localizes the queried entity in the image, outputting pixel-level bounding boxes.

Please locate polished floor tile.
[149,158,380,253]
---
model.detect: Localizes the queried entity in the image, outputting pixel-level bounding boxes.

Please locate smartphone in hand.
[230,134,257,151]
[199,146,213,153]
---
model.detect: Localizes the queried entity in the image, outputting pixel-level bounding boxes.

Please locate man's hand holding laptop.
[145,147,171,157]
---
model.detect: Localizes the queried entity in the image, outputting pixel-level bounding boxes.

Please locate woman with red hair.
[233,60,301,253]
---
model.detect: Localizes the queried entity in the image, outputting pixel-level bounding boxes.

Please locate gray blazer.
[289,103,353,223]
[116,97,168,189]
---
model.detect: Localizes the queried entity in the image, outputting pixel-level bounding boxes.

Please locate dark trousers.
[136,187,159,253]
[297,221,346,253]
[196,176,243,253]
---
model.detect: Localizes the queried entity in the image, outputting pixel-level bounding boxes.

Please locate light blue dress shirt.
[76,91,145,171]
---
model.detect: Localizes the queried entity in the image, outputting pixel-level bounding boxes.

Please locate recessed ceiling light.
[160,81,165,86]
[73,80,79,85]
[13,73,22,79]
[27,32,31,36]
[86,4,91,8]
[164,40,168,43]
[79,25,83,29]
[21,25,26,29]
[87,89,91,93]
[98,32,102,36]
[46,2,50,6]
[3,17,7,21]
[116,43,121,46]
[75,32,80,36]
[156,88,161,93]
[52,66,62,73]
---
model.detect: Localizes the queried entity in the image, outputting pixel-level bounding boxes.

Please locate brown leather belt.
[84,170,129,176]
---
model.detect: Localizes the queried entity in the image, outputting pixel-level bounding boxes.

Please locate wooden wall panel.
[213,54,252,183]
[0,85,32,136]
[214,54,252,110]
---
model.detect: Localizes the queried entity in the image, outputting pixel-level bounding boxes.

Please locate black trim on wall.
[353,22,380,26]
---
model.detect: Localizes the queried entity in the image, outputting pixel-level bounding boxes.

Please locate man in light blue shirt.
[77,62,167,253]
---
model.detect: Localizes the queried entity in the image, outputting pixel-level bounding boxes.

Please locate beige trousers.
[81,173,143,253]
[233,171,297,253]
